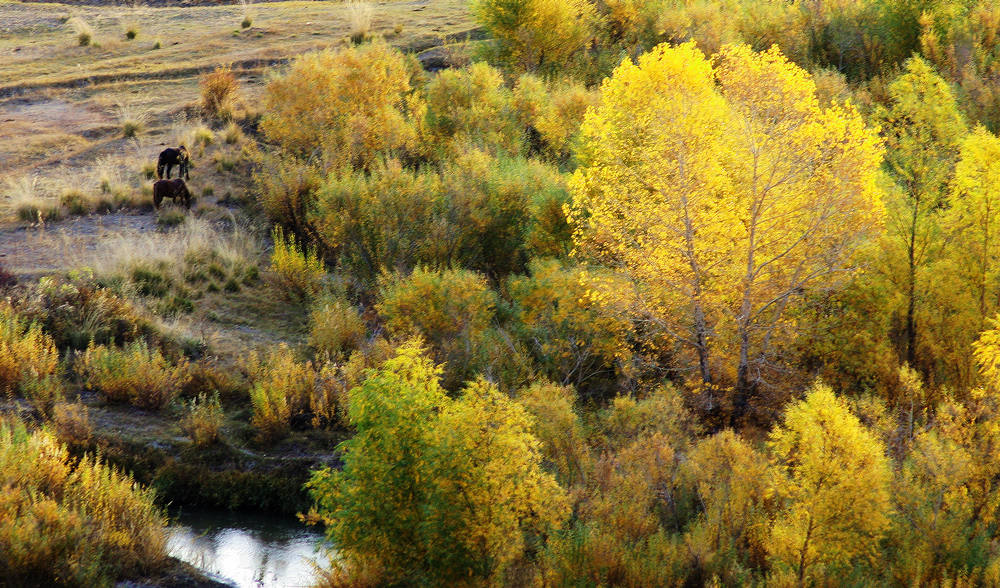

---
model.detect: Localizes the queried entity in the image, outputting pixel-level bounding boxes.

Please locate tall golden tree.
[877,55,966,368]
[569,42,883,420]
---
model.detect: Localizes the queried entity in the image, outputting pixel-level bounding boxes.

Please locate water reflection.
[167,509,331,588]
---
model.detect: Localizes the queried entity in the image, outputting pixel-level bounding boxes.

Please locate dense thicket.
[242,1,1000,584]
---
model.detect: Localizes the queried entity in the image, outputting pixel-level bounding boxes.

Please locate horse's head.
[178,145,190,163]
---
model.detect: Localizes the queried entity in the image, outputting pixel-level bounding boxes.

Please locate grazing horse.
[156,146,190,180]
[153,178,192,209]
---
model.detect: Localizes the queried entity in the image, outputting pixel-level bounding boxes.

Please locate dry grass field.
[0,0,473,222]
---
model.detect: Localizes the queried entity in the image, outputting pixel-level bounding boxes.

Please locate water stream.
[167,509,331,588]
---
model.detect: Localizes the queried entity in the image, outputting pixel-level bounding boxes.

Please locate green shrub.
[0,419,169,585]
[307,153,565,282]
[77,340,190,410]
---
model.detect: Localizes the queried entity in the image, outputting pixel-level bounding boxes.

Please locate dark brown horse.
[156,146,190,180]
[153,178,192,209]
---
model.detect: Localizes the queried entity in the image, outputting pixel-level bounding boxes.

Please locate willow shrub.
[308,152,571,284]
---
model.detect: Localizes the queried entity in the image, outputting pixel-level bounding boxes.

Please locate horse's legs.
[156,162,165,180]
[165,163,173,179]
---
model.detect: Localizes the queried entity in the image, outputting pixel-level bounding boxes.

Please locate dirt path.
[0,210,156,278]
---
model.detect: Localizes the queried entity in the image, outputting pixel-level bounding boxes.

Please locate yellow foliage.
[569,42,883,412]
[248,344,317,442]
[260,41,419,167]
[517,381,590,485]
[423,62,521,157]
[180,391,224,447]
[471,0,598,73]
[508,259,634,391]
[766,383,892,583]
[0,304,62,412]
[309,296,366,360]
[269,226,325,300]
[0,419,168,585]
[77,341,189,410]
[682,430,774,580]
[377,266,494,348]
[200,64,240,120]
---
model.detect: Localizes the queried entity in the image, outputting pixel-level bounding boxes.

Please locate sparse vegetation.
[347,1,373,43]
[180,391,224,446]
[67,15,93,46]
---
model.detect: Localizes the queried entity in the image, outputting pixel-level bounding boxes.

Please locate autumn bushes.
[0,419,169,585]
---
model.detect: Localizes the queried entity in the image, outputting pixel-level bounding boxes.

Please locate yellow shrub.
[77,341,190,410]
[517,382,590,485]
[269,226,325,301]
[309,296,366,360]
[260,41,420,167]
[180,392,224,447]
[200,64,240,120]
[0,305,62,413]
[424,62,521,157]
[0,419,168,585]
[249,344,316,442]
[377,266,495,346]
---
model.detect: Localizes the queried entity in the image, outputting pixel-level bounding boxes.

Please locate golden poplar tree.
[569,42,883,420]
[877,55,966,368]
[947,126,1000,324]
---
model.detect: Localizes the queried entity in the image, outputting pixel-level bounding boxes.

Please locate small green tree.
[307,341,568,585]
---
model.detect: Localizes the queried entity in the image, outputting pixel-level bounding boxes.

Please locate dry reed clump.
[67,15,94,46]
[200,65,240,121]
[0,418,169,586]
[347,1,374,43]
[76,340,191,410]
[113,98,151,138]
[180,391,224,446]
[69,215,260,287]
[3,176,62,223]
[238,0,254,28]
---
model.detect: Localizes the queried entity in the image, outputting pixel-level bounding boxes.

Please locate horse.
[156,146,190,180]
[153,178,192,209]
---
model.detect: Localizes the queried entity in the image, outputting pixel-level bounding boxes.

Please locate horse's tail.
[156,161,165,180]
